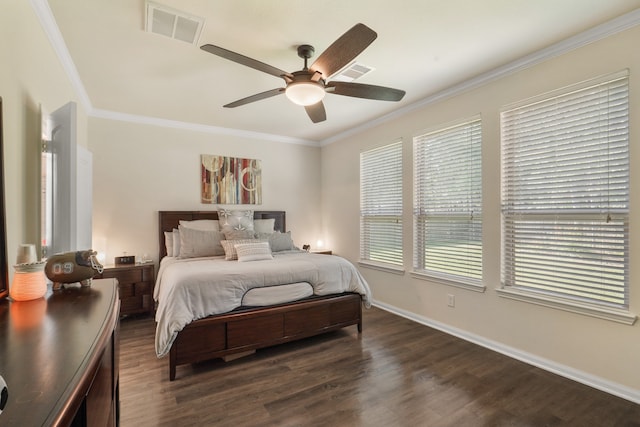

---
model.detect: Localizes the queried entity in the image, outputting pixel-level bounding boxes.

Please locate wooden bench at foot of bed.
[169,292,362,380]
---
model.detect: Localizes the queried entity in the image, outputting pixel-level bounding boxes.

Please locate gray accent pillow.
[179,219,220,231]
[269,231,296,252]
[224,229,255,240]
[178,225,225,258]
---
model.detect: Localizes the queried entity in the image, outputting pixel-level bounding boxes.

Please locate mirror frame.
[0,97,7,299]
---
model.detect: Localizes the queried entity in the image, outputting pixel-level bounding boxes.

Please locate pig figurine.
[45,250,104,291]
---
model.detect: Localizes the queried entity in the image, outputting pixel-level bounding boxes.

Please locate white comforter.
[154,251,372,357]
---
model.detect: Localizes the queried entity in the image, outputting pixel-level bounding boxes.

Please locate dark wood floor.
[119,307,640,427]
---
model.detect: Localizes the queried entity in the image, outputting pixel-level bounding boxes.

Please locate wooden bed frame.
[158,210,363,381]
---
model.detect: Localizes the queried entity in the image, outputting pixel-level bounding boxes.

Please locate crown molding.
[30,0,318,147]
[31,0,640,147]
[91,109,318,146]
[30,0,93,112]
[320,8,640,146]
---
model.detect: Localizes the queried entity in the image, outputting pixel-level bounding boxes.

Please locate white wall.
[321,25,640,399]
[0,0,88,281]
[88,118,321,264]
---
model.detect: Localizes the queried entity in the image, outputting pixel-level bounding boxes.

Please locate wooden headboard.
[158,210,286,259]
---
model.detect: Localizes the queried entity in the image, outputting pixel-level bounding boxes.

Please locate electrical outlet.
[447,294,455,307]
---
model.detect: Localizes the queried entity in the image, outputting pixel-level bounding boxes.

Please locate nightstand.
[96,263,155,316]
[312,250,332,255]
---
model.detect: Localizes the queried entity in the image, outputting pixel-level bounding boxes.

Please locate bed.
[155,210,371,380]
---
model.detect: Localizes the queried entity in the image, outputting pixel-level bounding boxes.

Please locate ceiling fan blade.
[201,44,293,80]
[224,88,285,108]
[310,23,377,79]
[326,81,405,102]
[304,101,326,123]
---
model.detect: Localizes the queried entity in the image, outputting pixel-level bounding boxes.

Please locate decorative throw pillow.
[268,231,296,252]
[178,225,225,258]
[235,241,273,262]
[254,218,275,234]
[218,209,254,232]
[164,231,174,257]
[179,219,220,231]
[220,238,259,260]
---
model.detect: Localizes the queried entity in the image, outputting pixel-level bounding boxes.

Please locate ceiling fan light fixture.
[285,81,326,106]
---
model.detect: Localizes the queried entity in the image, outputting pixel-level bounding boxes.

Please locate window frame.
[359,140,404,272]
[499,70,635,324]
[412,116,484,291]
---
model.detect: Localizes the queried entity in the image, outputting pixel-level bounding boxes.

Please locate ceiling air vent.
[330,62,375,82]
[145,1,205,45]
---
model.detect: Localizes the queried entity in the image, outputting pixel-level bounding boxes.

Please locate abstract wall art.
[201,154,262,204]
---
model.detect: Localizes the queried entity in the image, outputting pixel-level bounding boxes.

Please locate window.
[501,71,629,313]
[360,141,403,268]
[413,117,483,288]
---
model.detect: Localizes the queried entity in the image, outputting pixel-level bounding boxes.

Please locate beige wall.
[322,26,640,397]
[88,118,322,264]
[0,0,88,281]
[4,0,640,403]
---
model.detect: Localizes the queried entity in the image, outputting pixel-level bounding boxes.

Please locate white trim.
[371,299,640,405]
[30,0,92,111]
[410,271,486,293]
[496,287,637,325]
[321,9,640,146]
[91,109,318,146]
[32,1,640,146]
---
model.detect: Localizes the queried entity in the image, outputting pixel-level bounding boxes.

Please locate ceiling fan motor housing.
[297,44,315,60]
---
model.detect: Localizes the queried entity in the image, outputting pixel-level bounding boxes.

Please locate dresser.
[0,279,120,426]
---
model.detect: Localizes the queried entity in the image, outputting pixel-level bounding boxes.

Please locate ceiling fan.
[200,23,406,123]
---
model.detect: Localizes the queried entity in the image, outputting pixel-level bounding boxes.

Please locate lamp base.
[10,262,47,301]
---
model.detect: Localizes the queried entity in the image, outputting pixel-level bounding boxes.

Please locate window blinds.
[413,118,482,284]
[360,141,403,266]
[501,72,629,308]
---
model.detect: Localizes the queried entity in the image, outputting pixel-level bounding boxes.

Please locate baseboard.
[371,300,640,405]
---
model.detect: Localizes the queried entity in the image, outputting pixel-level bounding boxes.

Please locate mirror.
[0,97,8,299]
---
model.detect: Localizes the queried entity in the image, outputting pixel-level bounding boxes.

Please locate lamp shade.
[285,81,325,106]
[10,262,47,301]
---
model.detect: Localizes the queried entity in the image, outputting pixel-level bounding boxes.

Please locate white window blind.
[360,141,403,267]
[413,118,483,285]
[501,72,629,309]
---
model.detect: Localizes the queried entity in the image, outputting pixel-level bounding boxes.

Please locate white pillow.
[218,209,254,232]
[172,228,180,257]
[179,219,220,231]
[220,238,258,260]
[164,231,174,257]
[254,218,275,234]
[178,225,225,258]
[235,241,273,262]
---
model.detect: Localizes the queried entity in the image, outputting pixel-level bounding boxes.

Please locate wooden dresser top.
[0,279,118,426]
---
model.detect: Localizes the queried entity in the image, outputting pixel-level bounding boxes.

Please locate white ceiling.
[44,0,640,144]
